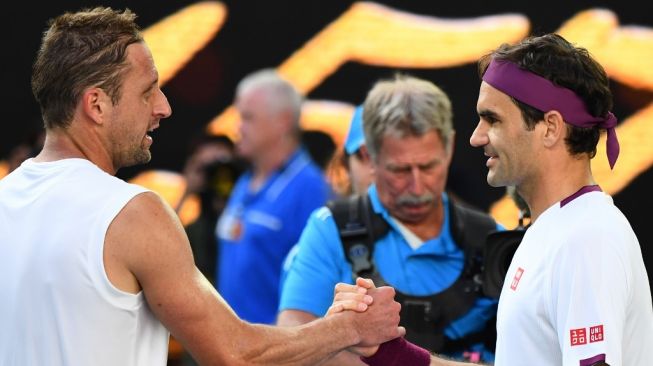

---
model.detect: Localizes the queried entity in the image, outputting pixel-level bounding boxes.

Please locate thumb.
[356,277,375,289]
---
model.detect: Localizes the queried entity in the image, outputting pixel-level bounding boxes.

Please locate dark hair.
[31,7,143,129]
[478,33,612,158]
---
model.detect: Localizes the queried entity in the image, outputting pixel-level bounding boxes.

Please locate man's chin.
[486,171,503,187]
[486,173,512,188]
[486,178,502,188]
[120,152,152,169]
[396,206,431,223]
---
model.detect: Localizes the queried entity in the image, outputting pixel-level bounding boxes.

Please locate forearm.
[159,274,399,365]
[153,275,358,365]
[277,309,364,366]
[230,313,360,365]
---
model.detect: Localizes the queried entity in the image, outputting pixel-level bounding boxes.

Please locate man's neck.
[34,126,116,175]
[249,138,298,191]
[520,156,594,222]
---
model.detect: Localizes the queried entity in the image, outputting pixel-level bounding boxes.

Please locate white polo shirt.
[494,189,653,366]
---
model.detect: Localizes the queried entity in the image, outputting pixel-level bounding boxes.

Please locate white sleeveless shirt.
[0,158,169,366]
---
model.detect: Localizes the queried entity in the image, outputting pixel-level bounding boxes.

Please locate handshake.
[325,278,434,366]
[325,278,404,357]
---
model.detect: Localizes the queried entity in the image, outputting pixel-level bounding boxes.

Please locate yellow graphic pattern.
[207,2,529,140]
[143,1,227,85]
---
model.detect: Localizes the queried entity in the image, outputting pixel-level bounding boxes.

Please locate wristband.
[360,337,430,366]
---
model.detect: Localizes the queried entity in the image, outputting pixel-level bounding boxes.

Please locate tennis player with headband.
[329,33,653,366]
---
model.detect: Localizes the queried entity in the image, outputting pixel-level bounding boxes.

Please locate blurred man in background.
[216,69,331,324]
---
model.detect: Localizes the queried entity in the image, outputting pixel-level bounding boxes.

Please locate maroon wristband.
[360,337,430,366]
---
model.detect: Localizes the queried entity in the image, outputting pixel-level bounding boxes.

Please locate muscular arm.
[278,310,367,366]
[105,192,402,365]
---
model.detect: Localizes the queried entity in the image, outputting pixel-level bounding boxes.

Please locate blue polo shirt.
[216,148,329,324]
[280,185,500,354]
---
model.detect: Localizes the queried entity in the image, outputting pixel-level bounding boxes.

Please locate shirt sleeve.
[278,207,352,317]
[549,227,628,366]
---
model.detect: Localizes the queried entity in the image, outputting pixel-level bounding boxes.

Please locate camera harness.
[328,194,497,353]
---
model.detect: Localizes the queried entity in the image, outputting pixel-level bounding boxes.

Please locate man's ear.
[81,87,109,125]
[282,110,299,135]
[541,111,565,148]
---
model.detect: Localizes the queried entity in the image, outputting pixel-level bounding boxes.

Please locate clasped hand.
[326,277,405,357]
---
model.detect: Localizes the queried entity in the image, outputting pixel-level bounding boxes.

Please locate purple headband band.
[482,59,620,169]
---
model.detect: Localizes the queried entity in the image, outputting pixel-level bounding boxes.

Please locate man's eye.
[389,167,410,174]
[420,163,438,171]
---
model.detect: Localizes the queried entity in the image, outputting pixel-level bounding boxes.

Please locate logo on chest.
[510,267,525,291]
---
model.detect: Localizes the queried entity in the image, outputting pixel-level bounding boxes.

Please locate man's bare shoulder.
[105,190,192,292]
[112,190,186,234]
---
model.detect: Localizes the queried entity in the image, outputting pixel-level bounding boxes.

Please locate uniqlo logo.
[570,328,587,346]
[510,267,524,290]
[589,325,604,343]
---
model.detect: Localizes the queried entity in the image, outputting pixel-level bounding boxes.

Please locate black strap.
[394,201,497,353]
[449,202,497,285]
[327,194,388,279]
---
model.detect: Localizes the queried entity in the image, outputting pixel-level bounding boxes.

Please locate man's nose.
[408,167,425,195]
[155,90,172,119]
[470,120,489,147]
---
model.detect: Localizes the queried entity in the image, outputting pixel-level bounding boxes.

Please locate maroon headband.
[482,58,620,169]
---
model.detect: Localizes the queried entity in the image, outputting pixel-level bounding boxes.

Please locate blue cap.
[344,105,365,155]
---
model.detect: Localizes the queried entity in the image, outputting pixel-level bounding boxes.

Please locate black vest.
[328,194,497,354]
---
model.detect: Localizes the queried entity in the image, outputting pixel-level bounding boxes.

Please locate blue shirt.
[216,148,329,324]
[280,185,500,358]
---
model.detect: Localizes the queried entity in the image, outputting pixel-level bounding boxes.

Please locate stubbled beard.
[115,142,152,169]
[125,146,151,167]
[130,149,152,166]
